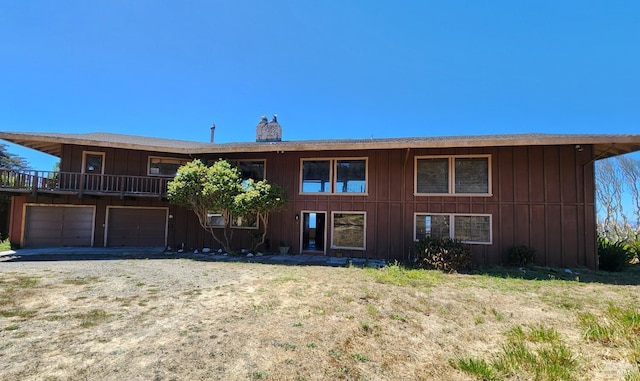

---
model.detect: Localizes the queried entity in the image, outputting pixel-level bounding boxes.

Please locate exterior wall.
[8,143,597,268]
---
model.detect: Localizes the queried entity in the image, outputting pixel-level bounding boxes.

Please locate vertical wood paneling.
[529,147,545,203]
[515,205,530,245]
[376,203,389,258]
[531,205,546,263]
[562,206,579,266]
[560,147,578,203]
[500,204,515,258]
[376,151,389,201]
[514,147,529,203]
[546,205,562,266]
[499,147,514,202]
[544,147,561,203]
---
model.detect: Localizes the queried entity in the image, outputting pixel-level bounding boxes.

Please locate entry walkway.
[0,247,387,268]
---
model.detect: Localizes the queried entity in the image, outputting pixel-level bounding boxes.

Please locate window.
[237,160,265,181]
[301,158,367,194]
[231,213,258,229]
[205,211,258,229]
[206,212,225,228]
[331,212,366,250]
[82,151,105,174]
[414,213,492,244]
[415,155,490,196]
[148,157,190,177]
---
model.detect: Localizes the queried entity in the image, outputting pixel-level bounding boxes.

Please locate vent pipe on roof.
[210,123,216,143]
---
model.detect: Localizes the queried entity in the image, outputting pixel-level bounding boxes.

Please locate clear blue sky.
[1,1,639,170]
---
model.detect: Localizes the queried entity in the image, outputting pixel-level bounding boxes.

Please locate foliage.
[598,236,635,272]
[596,155,640,243]
[0,238,10,251]
[234,178,287,251]
[508,245,536,267]
[167,159,287,253]
[0,143,28,170]
[414,236,471,271]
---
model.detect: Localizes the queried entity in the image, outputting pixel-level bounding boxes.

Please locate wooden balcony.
[0,169,169,199]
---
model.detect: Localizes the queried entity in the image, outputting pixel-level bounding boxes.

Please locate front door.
[301,212,326,254]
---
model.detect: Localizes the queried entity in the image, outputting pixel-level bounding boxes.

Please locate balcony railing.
[0,169,169,198]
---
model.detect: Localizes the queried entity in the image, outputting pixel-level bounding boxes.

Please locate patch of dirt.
[0,258,638,380]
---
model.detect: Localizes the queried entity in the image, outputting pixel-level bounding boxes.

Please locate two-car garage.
[22,204,167,248]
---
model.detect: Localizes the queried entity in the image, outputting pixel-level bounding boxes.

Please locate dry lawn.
[0,257,639,380]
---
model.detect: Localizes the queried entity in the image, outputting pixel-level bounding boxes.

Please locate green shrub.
[508,245,536,267]
[414,236,471,271]
[598,237,635,272]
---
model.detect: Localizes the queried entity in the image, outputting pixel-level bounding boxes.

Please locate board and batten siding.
[257,145,596,268]
[9,143,596,268]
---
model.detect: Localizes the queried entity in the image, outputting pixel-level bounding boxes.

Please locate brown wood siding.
[6,143,597,268]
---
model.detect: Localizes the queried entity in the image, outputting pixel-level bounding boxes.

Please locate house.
[1,119,640,269]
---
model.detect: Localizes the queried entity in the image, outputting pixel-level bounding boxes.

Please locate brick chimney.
[256,115,282,142]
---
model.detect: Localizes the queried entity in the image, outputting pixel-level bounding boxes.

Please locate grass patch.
[75,309,112,328]
[452,325,578,380]
[0,309,37,318]
[451,357,500,381]
[0,238,10,251]
[365,261,440,287]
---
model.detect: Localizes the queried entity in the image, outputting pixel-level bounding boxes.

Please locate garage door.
[24,206,94,247]
[106,207,167,247]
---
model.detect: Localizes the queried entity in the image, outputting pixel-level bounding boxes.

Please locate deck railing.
[0,168,169,198]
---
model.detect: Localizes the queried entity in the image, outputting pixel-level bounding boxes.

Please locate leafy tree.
[234,178,287,251]
[167,159,287,253]
[0,143,28,170]
[0,144,28,241]
[596,155,640,243]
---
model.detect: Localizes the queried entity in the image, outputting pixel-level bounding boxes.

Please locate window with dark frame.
[148,157,190,177]
[414,213,492,244]
[415,155,490,195]
[301,158,367,194]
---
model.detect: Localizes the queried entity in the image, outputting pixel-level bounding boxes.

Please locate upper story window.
[236,160,265,185]
[82,151,105,175]
[148,157,190,177]
[208,159,266,183]
[301,158,367,194]
[415,155,491,196]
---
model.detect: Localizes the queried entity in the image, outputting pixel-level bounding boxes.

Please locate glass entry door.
[302,212,326,254]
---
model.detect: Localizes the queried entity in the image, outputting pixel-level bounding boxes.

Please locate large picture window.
[148,157,190,177]
[237,160,265,182]
[414,213,492,244]
[331,212,366,250]
[301,158,367,194]
[415,155,491,196]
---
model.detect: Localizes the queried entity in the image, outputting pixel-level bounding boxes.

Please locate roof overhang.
[1,131,639,160]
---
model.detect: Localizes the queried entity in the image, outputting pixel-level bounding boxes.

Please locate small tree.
[233,179,287,251]
[167,159,287,253]
[167,159,243,253]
